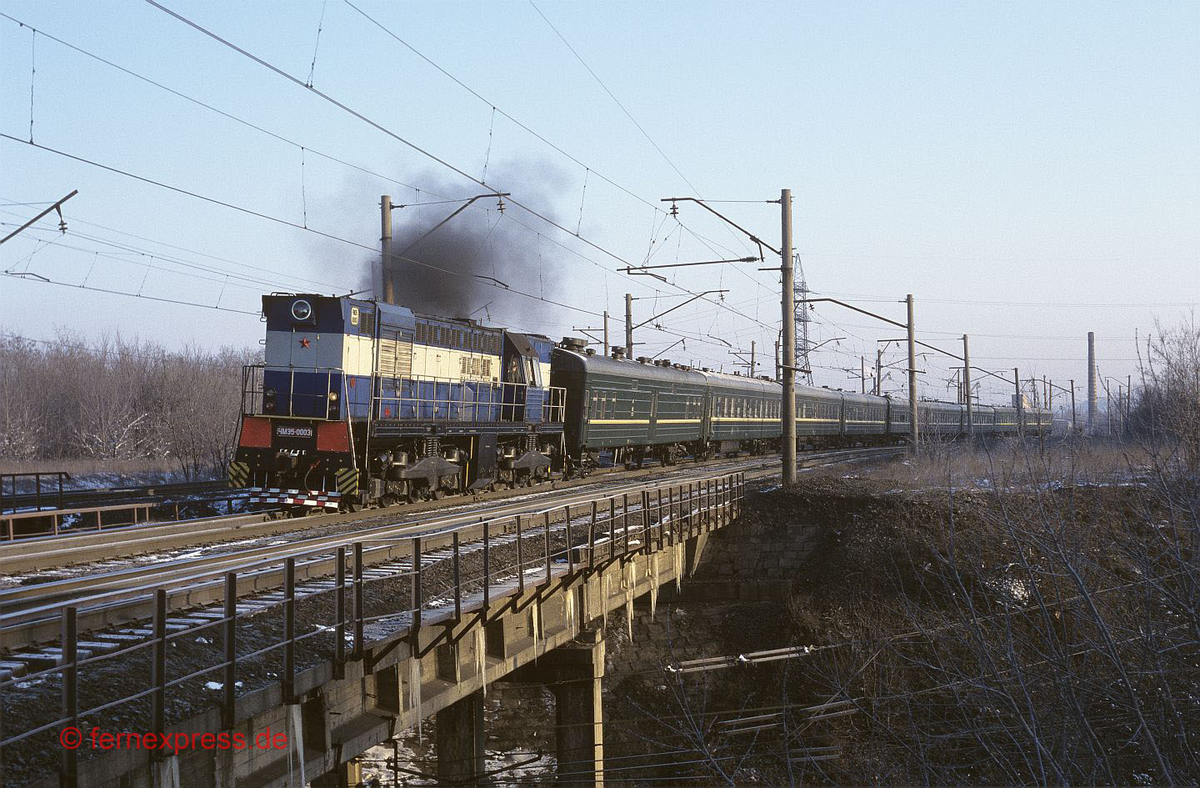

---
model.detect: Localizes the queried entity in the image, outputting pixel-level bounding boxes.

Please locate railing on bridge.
[1,471,744,785]
[0,471,70,514]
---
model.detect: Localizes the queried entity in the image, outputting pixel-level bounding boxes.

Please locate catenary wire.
[137,0,776,335]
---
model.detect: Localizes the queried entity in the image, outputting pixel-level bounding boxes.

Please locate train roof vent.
[585,348,596,355]
[611,346,626,359]
[637,356,651,364]
[560,337,587,351]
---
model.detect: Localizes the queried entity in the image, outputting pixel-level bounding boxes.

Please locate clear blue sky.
[2,1,1197,408]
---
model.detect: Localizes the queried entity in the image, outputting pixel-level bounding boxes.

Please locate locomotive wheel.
[381,493,400,508]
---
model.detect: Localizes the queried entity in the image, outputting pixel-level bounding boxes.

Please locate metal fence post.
[544,511,552,585]
[705,480,713,531]
[655,489,664,551]
[588,501,597,569]
[692,482,700,536]
[335,550,345,680]
[641,490,651,555]
[622,493,630,555]
[607,498,616,562]
[152,589,167,743]
[515,515,525,593]
[453,531,462,619]
[410,537,422,640]
[224,572,237,727]
[61,605,78,788]
[482,522,490,610]
[564,505,574,573]
[353,542,364,661]
[668,487,677,545]
[283,558,295,703]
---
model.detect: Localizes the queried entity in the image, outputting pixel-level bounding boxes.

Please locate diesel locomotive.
[228,294,1051,510]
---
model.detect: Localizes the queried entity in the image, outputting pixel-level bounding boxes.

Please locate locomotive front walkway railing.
[0,471,744,788]
[240,363,566,424]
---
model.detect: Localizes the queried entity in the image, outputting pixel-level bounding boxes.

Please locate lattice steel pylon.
[794,253,814,386]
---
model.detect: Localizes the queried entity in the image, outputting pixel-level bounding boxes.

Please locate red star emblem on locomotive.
[299,337,311,348]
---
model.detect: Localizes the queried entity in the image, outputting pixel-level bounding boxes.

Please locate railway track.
[0,445,901,660]
[0,444,895,569]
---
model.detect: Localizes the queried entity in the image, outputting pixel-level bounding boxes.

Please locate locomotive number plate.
[276,425,314,439]
[274,422,317,448]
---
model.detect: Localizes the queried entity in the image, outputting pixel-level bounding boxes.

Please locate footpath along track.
[0,446,901,661]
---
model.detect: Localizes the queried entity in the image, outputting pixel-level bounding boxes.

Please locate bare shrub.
[786,443,1200,786]
[0,331,256,478]
[1133,316,1200,471]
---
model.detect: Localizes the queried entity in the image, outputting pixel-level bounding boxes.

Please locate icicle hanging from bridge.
[475,625,487,698]
[624,561,635,642]
[649,555,659,621]
[532,595,542,654]
[602,573,611,629]
[673,542,684,592]
[409,656,423,740]
[566,585,576,635]
[286,703,307,787]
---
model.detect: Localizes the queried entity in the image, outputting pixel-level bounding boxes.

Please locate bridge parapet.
[1,471,744,788]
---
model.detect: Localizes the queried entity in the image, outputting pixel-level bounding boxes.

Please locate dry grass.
[857,437,1159,490]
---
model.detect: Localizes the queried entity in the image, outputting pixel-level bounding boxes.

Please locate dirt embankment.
[597,463,1200,786]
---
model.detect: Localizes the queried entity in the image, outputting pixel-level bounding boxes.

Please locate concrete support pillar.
[436,690,487,785]
[548,629,605,786]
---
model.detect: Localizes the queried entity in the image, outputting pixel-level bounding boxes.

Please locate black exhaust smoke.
[371,160,573,321]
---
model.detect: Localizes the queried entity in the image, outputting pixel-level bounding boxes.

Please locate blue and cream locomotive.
[228,294,565,509]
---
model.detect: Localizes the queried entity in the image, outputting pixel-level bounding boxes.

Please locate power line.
[0,204,349,292]
[139,0,775,335]
[818,290,1200,309]
[1,134,612,320]
[2,271,261,316]
[0,11,433,198]
[3,218,336,293]
[526,1,702,200]
[342,1,776,297]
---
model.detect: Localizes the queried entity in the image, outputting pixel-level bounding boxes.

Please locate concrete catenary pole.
[906,294,919,454]
[380,195,393,304]
[1087,331,1097,432]
[781,189,797,486]
[1127,374,1132,434]
[751,341,756,378]
[624,294,633,359]
[603,311,609,356]
[1015,367,1024,437]
[1070,378,1077,433]
[875,348,882,396]
[861,356,866,393]
[963,334,973,438]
